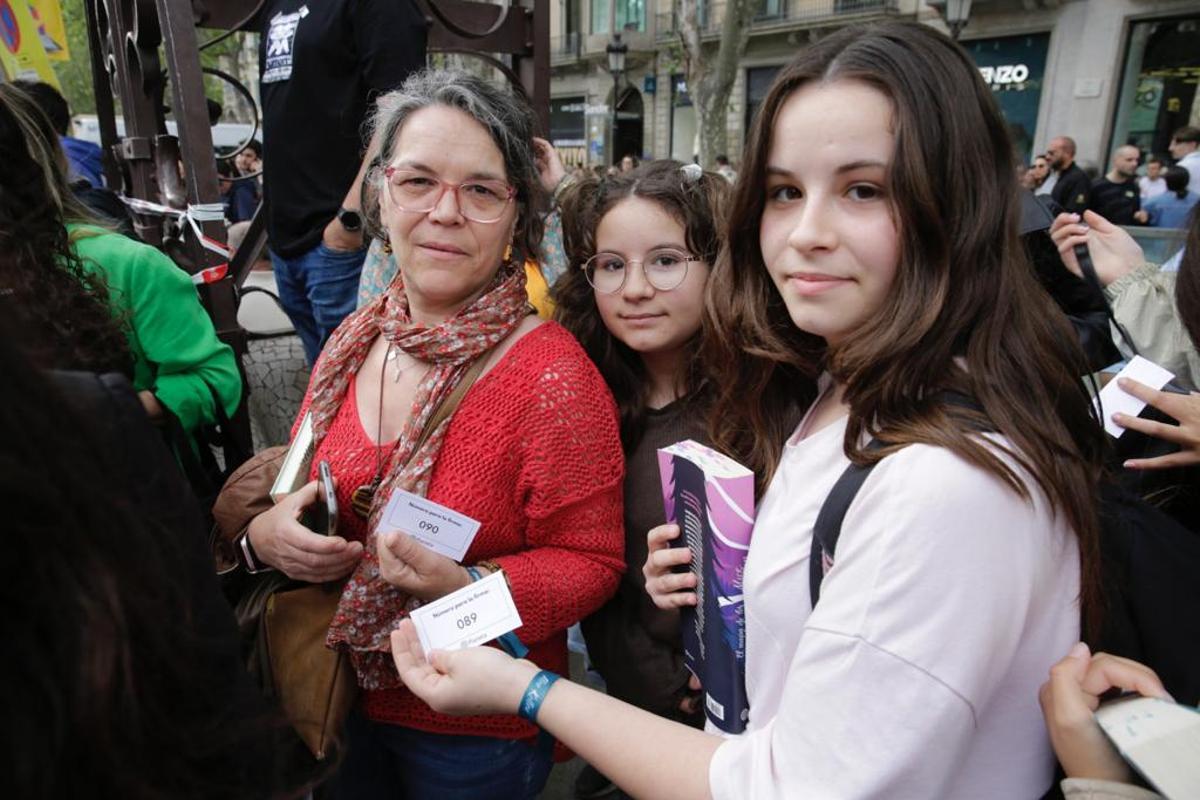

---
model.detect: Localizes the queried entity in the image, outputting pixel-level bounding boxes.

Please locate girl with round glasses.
[552,160,730,791]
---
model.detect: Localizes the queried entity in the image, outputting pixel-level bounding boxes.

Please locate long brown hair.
[554,160,729,451]
[703,21,1105,623]
[0,83,132,377]
[1174,203,1200,348]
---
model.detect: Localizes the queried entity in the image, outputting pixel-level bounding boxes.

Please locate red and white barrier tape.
[121,198,231,284]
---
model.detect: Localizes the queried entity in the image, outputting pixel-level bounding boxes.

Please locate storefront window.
[1112,16,1200,161]
[551,96,587,168]
[963,33,1050,164]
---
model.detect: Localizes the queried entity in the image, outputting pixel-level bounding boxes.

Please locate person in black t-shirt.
[258,0,427,364]
[1090,145,1148,226]
[1047,135,1091,214]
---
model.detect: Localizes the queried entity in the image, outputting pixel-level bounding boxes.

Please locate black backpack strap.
[1075,244,1140,357]
[808,394,993,609]
[809,439,885,608]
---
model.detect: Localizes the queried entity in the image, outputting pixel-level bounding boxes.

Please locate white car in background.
[71,114,255,151]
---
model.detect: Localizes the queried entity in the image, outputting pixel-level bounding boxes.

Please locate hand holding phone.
[307,460,338,537]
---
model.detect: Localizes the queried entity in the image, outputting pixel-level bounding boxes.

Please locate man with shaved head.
[1091,144,1149,225]
[1046,135,1091,214]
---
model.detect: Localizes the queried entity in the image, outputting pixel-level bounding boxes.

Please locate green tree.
[51,0,252,123]
[676,0,757,169]
[58,0,97,115]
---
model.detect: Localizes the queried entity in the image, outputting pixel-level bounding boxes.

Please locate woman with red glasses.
[239,70,624,799]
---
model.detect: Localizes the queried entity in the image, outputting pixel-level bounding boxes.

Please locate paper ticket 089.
[408,571,522,655]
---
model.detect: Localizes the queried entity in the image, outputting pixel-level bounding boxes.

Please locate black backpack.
[809,440,1200,707]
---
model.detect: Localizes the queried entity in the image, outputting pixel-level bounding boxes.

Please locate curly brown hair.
[553,160,729,451]
[0,83,132,377]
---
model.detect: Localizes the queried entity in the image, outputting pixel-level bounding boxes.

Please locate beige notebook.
[1096,695,1200,799]
[269,411,315,503]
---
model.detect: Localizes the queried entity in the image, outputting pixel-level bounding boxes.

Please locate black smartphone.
[307,460,338,537]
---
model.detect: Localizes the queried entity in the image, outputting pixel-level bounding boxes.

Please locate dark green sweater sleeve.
[73,229,242,433]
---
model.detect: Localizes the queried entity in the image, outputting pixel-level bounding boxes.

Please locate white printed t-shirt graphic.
[263,5,307,84]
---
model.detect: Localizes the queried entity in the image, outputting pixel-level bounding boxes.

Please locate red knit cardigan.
[293,322,625,742]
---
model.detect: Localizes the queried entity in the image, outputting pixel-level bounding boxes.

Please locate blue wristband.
[466,566,529,658]
[517,670,561,725]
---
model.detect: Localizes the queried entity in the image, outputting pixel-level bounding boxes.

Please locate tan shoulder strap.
[406,352,492,460]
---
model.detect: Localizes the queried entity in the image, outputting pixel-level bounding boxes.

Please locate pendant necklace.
[350,342,406,518]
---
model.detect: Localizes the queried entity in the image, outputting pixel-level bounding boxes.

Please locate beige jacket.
[1107,263,1200,389]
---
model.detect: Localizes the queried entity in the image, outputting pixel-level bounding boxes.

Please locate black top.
[258,0,426,258]
[48,370,314,794]
[223,179,260,224]
[1051,162,1092,214]
[580,399,706,725]
[1090,177,1141,225]
[71,179,137,239]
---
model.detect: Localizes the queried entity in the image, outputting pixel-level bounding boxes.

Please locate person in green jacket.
[69,224,242,432]
[1,82,241,435]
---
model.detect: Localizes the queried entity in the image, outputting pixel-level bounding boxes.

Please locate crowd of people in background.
[1022,126,1200,229]
[5,16,1200,800]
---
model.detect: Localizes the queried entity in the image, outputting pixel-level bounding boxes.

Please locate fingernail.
[1069,641,1090,659]
[1118,378,1130,389]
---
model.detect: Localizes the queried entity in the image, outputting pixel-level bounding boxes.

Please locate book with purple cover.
[657,440,755,733]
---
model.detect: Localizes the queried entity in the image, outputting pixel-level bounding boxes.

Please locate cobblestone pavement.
[244,333,309,450]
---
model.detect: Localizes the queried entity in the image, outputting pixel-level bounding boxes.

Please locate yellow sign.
[0,0,60,85]
[28,0,68,61]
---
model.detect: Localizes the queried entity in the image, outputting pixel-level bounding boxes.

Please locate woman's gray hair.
[362,69,544,263]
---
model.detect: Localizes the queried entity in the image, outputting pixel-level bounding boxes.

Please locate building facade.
[548,0,1200,171]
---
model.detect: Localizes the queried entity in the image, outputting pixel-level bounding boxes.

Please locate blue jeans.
[271,241,366,365]
[327,710,553,799]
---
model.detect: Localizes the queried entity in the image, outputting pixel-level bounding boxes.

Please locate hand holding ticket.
[1095,356,1175,438]
[408,571,523,656]
[377,488,481,562]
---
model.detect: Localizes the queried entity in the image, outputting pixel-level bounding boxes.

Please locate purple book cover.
[657,440,755,733]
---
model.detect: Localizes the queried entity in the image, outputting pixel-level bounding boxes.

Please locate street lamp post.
[930,0,974,41]
[606,32,628,166]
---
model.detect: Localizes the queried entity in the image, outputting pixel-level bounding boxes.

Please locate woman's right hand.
[1049,210,1144,286]
[245,480,364,582]
[643,523,698,610]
